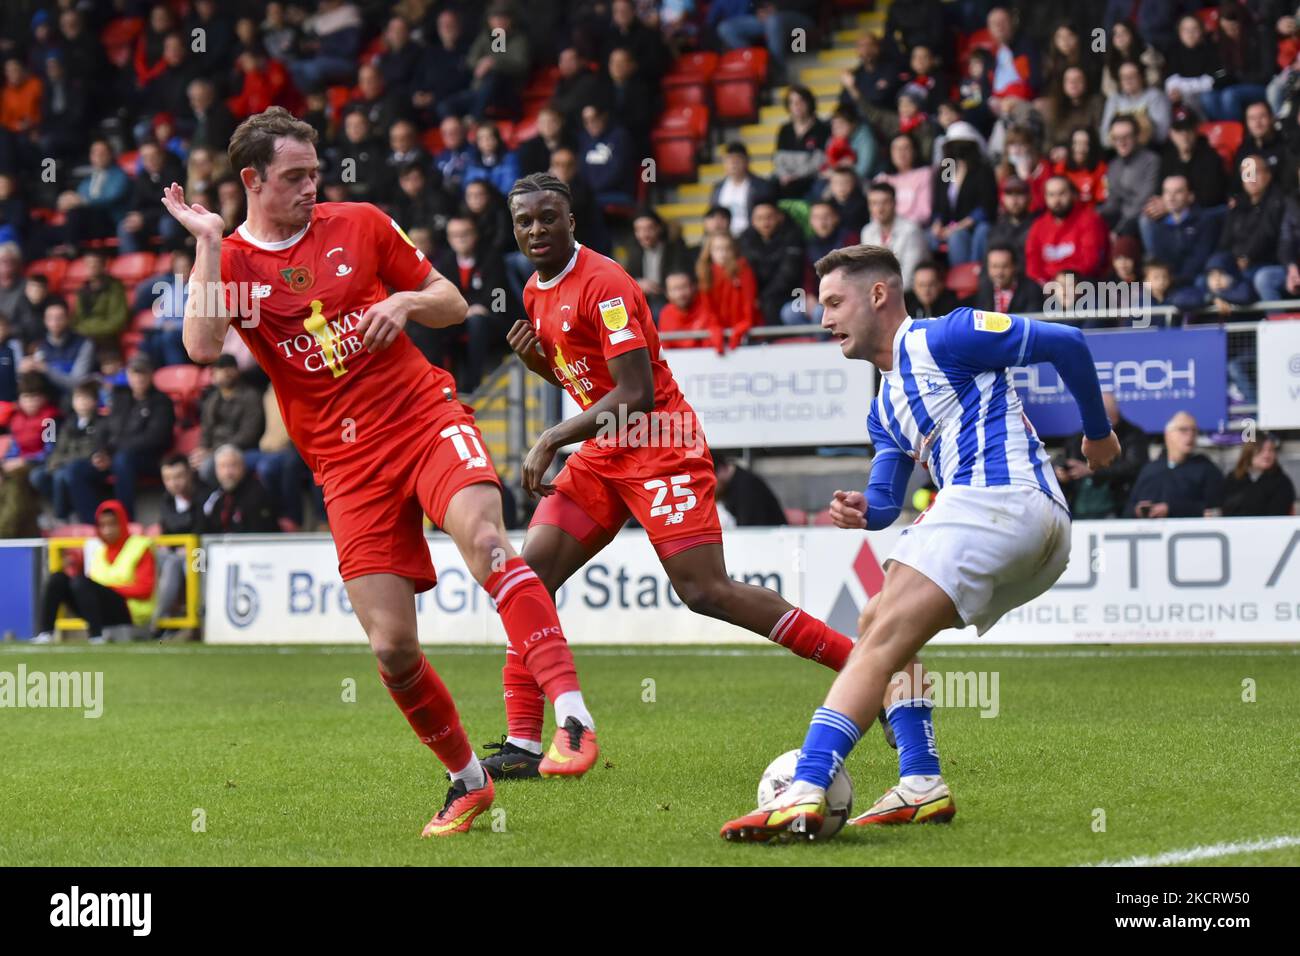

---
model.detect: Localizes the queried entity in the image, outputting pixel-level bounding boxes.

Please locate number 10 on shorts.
[645,474,697,521]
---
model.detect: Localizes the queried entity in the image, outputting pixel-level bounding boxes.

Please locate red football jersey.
[216,201,451,477]
[523,244,696,456]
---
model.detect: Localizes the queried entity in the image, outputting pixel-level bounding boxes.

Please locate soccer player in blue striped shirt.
[721,244,1121,842]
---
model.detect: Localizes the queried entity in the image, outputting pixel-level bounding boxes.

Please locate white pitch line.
[1083,834,1300,867]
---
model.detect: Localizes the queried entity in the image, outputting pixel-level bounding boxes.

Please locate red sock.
[769,608,852,671]
[486,557,581,700]
[379,656,473,772]
[502,656,546,742]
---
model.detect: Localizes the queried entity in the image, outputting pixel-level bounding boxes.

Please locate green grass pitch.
[2,643,1297,866]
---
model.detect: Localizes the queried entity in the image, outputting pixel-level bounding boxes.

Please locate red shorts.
[320,402,500,593]
[531,442,723,560]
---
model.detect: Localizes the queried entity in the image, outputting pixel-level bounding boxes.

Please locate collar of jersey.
[890,315,914,371]
[236,218,311,251]
[534,243,582,290]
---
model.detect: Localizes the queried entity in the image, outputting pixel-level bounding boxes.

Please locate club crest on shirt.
[280,266,314,293]
[598,296,629,331]
[972,310,1012,333]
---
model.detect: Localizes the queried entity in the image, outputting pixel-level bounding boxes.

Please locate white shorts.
[886,484,1072,635]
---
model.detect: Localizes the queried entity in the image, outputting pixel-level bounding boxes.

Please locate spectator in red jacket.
[695,234,759,351]
[35,498,157,644]
[1024,175,1110,286]
[659,270,724,353]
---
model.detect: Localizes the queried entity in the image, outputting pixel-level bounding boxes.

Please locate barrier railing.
[46,534,202,634]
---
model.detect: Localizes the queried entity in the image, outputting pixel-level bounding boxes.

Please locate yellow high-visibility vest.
[85,535,156,625]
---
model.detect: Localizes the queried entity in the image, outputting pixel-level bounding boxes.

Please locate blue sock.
[793,707,861,789]
[887,698,941,777]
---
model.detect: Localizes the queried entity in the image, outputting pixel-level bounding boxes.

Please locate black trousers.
[40,572,131,638]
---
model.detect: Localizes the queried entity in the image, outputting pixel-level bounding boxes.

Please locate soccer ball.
[757,749,854,840]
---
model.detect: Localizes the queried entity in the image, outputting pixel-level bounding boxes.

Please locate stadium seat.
[62,257,94,293]
[664,83,709,109]
[511,114,538,145]
[153,364,206,410]
[109,252,156,289]
[47,523,96,539]
[130,309,157,332]
[26,257,67,293]
[421,127,444,155]
[117,149,139,175]
[717,47,769,84]
[1195,6,1220,33]
[651,137,698,182]
[654,104,710,143]
[946,261,982,300]
[1266,311,1300,320]
[670,51,718,82]
[811,509,837,526]
[1200,120,1243,170]
[713,75,761,124]
[100,17,143,68]
[172,424,202,456]
[120,330,145,360]
[784,507,809,526]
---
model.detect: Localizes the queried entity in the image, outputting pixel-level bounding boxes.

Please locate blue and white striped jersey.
[867,308,1067,509]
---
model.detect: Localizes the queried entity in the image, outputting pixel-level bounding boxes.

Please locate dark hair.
[1065,125,1104,171]
[867,180,896,199]
[724,141,749,158]
[507,172,572,208]
[71,379,99,400]
[986,243,1018,264]
[161,453,190,470]
[1108,113,1138,135]
[16,371,47,396]
[785,84,818,117]
[814,244,902,280]
[705,204,731,220]
[228,106,319,181]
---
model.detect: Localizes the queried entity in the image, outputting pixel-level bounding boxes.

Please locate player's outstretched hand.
[829,489,867,530]
[1082,431,1121,472]
[160,183,223,241]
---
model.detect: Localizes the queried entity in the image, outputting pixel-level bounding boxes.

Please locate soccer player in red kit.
[159,108,597,837]
[479,173,858,778]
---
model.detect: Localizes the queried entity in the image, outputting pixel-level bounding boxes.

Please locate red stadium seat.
[120,330,145,360]
[511,114,538,145]
[654,104,710,143]
[717,47,769,84]
[131,309,157,332]
[172,424,202,456]
[1194,6,1219,33]
[421,127,444,154]
[713,74,760,124]
[108,252,156,288]
[117,149,139,175]
[153,365,206,415]
[1266,311,1300,320]
[946,261,982,300]
[62,257,94,293]
[100,17,143,68]
[784,507,809,526]
[811,510,837,526]
[26,257,67,294]
[152,251,174,274]
[664,83,709,109]
[1199,121,1243,171]
[651,137,698,182]
[47,523,97,539]
[670,51,718,82]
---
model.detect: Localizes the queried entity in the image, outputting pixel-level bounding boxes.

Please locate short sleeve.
[369,204,433,292]
[934,306,1034,373]
[586,264,650,362]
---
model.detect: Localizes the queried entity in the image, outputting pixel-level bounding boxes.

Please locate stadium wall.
[202,519,1300,645]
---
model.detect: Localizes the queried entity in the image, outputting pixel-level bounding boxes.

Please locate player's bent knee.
[368,626,422,676]
[674,577,730,619]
